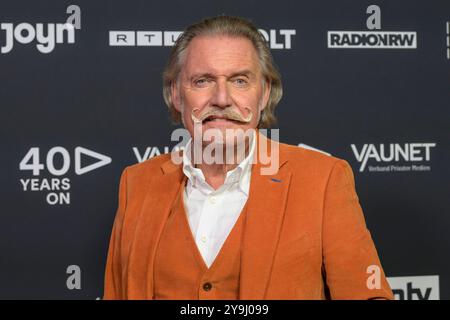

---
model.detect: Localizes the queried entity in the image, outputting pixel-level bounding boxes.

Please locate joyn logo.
[19,146,111,205]
[387,276,440,300]
[351,143,436,173]
[328,5,417,49]
[0,5,81,54]
[109,29,296,49]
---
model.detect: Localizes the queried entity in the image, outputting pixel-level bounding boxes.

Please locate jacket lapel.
[126,157,184,299]
[239,132,291,299]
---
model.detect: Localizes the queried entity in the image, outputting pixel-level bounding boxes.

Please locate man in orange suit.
[103,15,394,300]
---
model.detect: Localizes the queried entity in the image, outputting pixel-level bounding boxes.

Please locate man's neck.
[197,163,238,190]
[195,139,252,190]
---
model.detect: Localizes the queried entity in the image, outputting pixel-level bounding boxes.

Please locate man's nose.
[210,79,232,109]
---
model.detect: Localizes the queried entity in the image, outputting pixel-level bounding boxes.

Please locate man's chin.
[202,133,252,151]
[202,126,251,141]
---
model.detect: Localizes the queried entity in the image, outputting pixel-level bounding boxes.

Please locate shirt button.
[203,282,213,291]
[209,196,216,204]
[200,235,207,243]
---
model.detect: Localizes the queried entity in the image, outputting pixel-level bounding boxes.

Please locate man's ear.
[171,81,181,112]
[261,79,271,111]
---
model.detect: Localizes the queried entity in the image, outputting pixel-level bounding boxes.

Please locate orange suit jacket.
[103,132,393,300]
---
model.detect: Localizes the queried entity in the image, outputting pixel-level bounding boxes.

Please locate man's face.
[172,35,270,145]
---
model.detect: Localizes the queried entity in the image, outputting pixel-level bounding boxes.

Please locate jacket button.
[202,282,213,291]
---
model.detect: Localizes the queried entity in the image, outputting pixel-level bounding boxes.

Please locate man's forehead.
[182,35,260,76]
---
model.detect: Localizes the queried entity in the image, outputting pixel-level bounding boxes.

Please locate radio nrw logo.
[328,5,417,49]
[109,28,296,49]
[351,143,436,173]
[387,276,440,300]
[19,147,111,205]
[0,5,81,54]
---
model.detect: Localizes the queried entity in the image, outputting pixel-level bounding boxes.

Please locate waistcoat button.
[202,282,213,291]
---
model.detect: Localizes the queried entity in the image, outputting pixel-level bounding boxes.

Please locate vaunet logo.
[109,28,296,49]
[328,5,417,49]
[351,143,436,173]
[133,145,183,163]
[0,5,81,54]
[19,146,111,205]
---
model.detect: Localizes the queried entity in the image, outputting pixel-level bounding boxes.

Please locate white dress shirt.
[182,131,256,268]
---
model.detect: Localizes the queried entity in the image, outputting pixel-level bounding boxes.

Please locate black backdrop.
[0,0,449,299]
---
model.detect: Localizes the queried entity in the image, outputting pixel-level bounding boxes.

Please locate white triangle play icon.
[75,147,112,175]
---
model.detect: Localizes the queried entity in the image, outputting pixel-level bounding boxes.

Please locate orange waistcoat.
[153,182,248,299]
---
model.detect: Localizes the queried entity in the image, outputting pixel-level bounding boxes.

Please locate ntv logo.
[1,5,81,54]
[387,276,440,300]
[328,5,417,49]
[351,143,436,173]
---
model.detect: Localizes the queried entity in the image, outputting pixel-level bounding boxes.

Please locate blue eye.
[194,78,210,87]
[234,78,248,86]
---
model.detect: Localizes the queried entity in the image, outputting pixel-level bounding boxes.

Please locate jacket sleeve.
[103,167,128,300]
[322,159,394,300]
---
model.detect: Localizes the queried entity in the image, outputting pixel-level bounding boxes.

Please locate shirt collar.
[182,130,256,195]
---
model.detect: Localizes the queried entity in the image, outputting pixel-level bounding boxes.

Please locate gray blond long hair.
[162,15,283,128]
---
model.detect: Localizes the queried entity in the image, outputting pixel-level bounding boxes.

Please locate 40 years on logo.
[19,146,111,205]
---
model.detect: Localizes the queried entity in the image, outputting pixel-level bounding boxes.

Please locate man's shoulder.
[278,142,351,175]
[122,152,174,182]
[279,142,338,164]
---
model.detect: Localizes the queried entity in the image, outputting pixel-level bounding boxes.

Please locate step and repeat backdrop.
[0,0,449,299]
